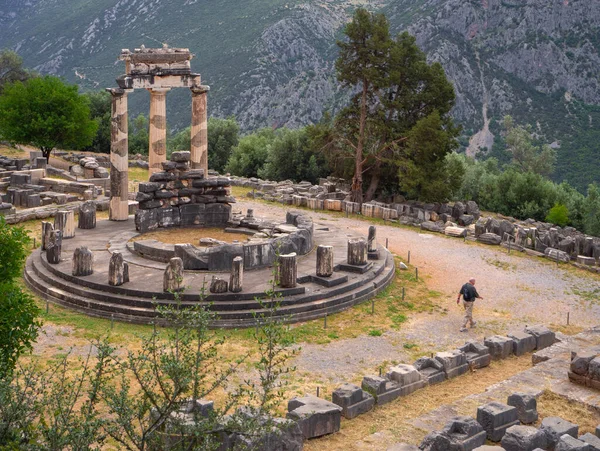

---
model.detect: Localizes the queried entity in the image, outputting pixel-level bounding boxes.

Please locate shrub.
[546,203,569,227]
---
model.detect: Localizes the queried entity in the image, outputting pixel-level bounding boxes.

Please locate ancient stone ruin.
[107,46,209,221]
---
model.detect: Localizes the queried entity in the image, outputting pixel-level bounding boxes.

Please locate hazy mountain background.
[1,0,599,190]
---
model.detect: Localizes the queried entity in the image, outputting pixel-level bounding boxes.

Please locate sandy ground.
[230,199,600,384]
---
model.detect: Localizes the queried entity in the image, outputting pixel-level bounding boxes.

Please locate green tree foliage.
[208,117,240,173]
[0,294,295,449]
[583,184,600,236]
[329,9,458,202]
[0,50,33,93]
[503,115,556,177]
[84,90,112,154]
[169,117,239,173]
[260,128,329,184]
[129,114,149,156]
[226,128,275,178]
[0,218,40,377]
[0,76,97,161]
[398,111,461,202]
[546,204,569,227]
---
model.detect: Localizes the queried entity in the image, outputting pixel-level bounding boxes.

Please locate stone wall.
[134,151,233,233]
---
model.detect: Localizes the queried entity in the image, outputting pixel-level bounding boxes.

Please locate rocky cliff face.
[1,0,599,186]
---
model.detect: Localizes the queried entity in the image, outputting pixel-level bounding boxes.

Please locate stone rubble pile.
[134,151,233,233]
[61,151,149,170]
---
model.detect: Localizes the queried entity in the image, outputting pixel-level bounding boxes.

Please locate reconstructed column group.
[109,89,130,221]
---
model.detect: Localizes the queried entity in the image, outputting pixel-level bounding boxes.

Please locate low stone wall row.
[283,325,556,442]
[131,210,314,271]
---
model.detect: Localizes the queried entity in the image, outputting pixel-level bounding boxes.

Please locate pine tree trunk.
[364,160,381,202]
[352,81,369,206]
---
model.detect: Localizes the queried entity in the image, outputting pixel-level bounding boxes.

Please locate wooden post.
[229,256,243,293]
[408,250,411,264]
[347,238,367,266]
[279,253,297,288]
[46,230,62,264]
[78,201,97,229]
[72,247,94,276]
[316,245,334,277]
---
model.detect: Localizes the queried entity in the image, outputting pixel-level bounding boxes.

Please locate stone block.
[414,357,446,385]
[484,335,514,360]
[540,417,579,449]
[170,151,191,162]
[570,351,596,376]
[545,247,570,263]
[459,341,492,369]
[157,207,181,228]
[204,202,231,227]
[361,376,403,405]
[420,416,486,451]
[473,447,506,451]
[579,433,600,451]
[286,395,342,439]
[10,173,31,186]
[445,226,468,238]
[476,402,519,442]
[26,193,41,208]
[507,330,537,356]
[385,364,427,396]
[174,244,208,270]
[501,425,547,451]
[477,233,502,245]
[180,203,206,226]
[525,325,556,350]
[507,393,538,424]
[134,209,158,233]
[387,444,420,451]
[138,182,161,193]
[331,383,374,419]
[555,434,590,451]
[243,242,276,269]
[435,350,469,379]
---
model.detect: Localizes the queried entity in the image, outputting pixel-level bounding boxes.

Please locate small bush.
[368,329,383,337]
[546,203,569,227]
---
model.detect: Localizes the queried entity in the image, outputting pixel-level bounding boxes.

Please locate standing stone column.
[46,231,62,264]
[72,247,93,276]
[190,86,210,173]
[108,88,130,221]
[41,221,53,251]
[149,88,170,174]
[279,253,297,289]
[54,210,75,239]
[229,256,243,293]
[316,245,334,277]
[367,226,377,252]
[78,201,97,229]
[347,238,367,266]
[109,252,129,286]
[164,257,184,292]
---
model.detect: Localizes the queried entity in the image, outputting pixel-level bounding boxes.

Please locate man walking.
[457,278,483,332]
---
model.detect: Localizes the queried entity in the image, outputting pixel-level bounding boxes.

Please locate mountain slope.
[1,0,599,189]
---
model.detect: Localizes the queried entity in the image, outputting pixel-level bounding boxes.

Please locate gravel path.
[234,199,600,383]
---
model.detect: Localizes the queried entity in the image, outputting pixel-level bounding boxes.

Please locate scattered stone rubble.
[228,174,600,273]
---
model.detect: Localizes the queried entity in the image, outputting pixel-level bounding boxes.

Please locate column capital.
[147,87,171,94]
[191,85,210,95]
[106,87,133,97]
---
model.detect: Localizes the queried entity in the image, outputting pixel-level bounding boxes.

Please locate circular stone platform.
[24,213,395,328]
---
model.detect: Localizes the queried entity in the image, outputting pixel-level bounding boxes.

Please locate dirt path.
[234,199,600,383]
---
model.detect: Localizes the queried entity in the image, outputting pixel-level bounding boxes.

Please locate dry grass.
[131,227,252,244]
[536,390,600,435]
[0,144,29,158]
[304,355,533,450]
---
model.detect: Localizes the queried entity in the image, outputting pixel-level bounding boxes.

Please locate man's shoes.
[471,321,477,328]
[460,327,468,332]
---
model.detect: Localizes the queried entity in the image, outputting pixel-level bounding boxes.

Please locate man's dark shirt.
[460,283,480,302]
